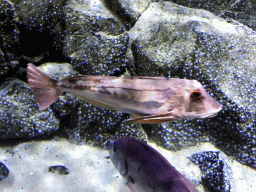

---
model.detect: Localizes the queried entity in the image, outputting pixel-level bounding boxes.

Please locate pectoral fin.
[126,110,182,124]
[136,117,173,124]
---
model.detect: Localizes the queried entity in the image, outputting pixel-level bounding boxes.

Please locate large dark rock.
[190,151,231,192]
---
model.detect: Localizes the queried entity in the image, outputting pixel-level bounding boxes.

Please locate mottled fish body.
[109,137,197,192]
[27,63,222,123]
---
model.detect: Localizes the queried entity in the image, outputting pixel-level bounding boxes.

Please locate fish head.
[182,80,222,119]
[109,138,128,177]
[109,138,153,191]
[109,137,197,192]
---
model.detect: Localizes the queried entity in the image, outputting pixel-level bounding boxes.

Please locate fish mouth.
[200,105,222,118]
[109,140,115,151]
[109,141,115,162]
[185,105,222,119]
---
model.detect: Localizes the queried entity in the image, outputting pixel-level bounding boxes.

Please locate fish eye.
[190,90,202,101]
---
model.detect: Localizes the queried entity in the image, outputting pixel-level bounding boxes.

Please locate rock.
[48,165,69,175]
[0,79,59,139]
[0,0,20,77]
[190,151,231,192]
[0,162,9,180]
[171,0,256,31]
[102,0,151,30]
[63,0,129,75]
[13,0,66,63]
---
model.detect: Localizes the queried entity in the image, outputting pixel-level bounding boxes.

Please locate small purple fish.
[27,63,222,123]
[109,137,197,192]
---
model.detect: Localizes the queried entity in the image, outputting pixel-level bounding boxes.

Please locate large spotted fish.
[109,137,197,192]
[27,63,222,123]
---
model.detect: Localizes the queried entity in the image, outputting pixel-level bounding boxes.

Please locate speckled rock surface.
[190,151,231,192]
[0,79,59,139]
[171,0,256,31]
[0,0,20,78]
[11,0,66,64]
[102,0,151,30]
[0,0,256,191]
[63,0,129,75]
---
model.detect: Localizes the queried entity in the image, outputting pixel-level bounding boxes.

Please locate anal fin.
[126,111,181,124]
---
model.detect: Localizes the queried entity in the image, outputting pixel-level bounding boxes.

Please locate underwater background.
[0,0,256,191]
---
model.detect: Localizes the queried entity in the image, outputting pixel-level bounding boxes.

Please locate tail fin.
[27,63,63,110]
